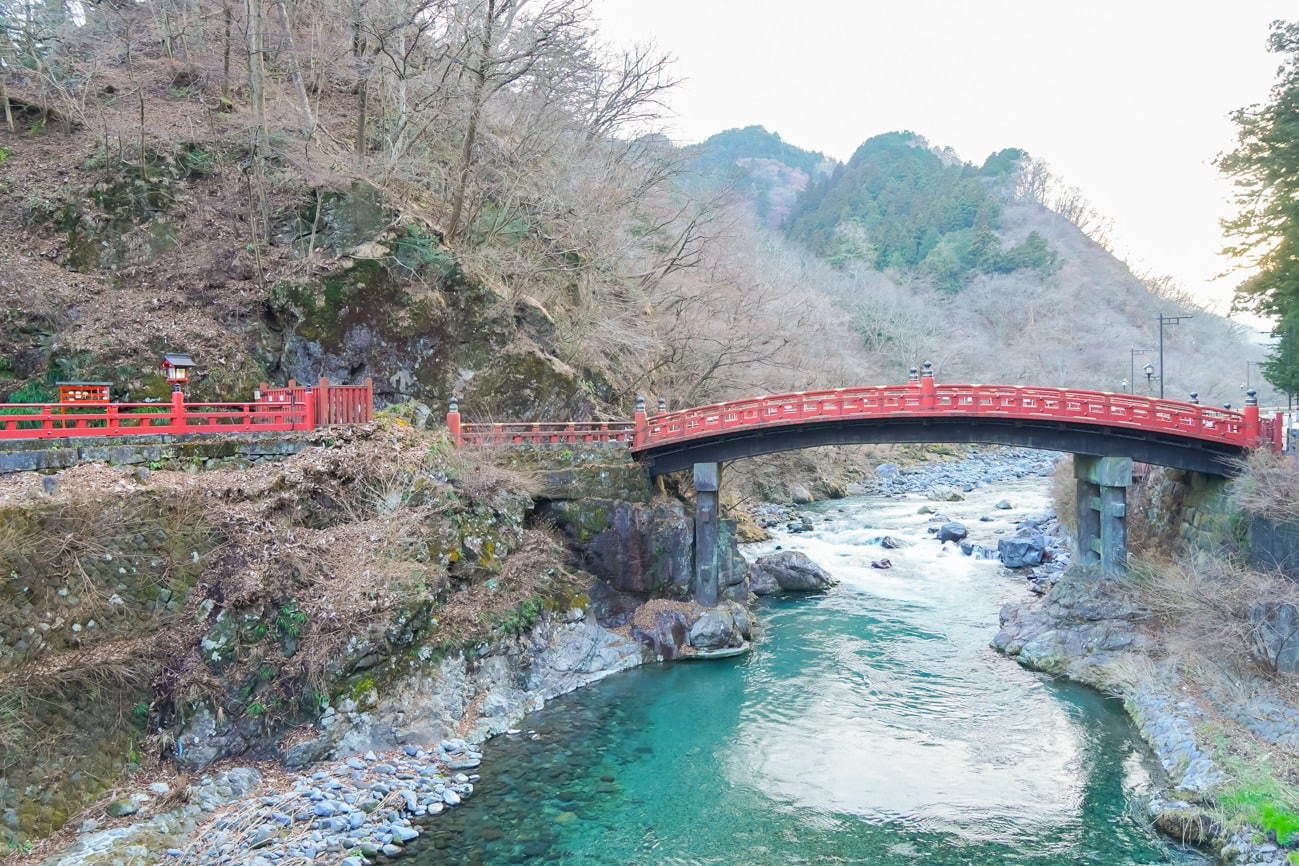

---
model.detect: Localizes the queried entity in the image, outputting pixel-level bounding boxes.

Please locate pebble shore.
[174,739,485,865]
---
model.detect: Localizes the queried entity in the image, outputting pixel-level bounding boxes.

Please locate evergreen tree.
[1220,20,1299,390]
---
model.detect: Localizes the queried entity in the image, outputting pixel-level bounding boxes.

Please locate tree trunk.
[447,0,496,242]
[1,76,14,134]
[221,0,233,108]
[275,0,315,137]
[245,0,267,150]
[352,16,368,171]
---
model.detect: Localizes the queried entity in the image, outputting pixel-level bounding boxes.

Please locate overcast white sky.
[591,0,1291,326]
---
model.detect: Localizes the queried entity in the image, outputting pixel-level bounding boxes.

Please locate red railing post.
[919,361,937,411]
[170,389,186,434]
[447,396,462,447]
[1243,389,1262,447]
[363,378,374,423]
[1275,411,1286,453]
[302,387,315,430]
[633,396,648,447]
[318,377,330,427]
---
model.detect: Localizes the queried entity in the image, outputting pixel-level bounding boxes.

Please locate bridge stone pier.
[692,462,722,606]
[1073,455,1132,574]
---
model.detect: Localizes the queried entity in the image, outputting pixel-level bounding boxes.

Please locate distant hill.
[687,126,832,228]
[786,132,1055,292]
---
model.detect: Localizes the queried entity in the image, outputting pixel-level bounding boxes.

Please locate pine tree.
[1220,21,1299,391]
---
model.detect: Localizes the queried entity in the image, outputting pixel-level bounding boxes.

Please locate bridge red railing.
[448,369,1279,453]
[643,383,1265,450]
[0,391,312,440]
[449,417,636,448]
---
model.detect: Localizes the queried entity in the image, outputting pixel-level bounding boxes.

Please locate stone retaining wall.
[0,432,313,474]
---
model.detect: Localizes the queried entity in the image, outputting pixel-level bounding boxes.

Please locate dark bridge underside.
[637,416,1247,477]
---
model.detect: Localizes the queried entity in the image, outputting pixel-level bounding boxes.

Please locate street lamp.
[1144,362,1155,394]
[1129,348,1153,394]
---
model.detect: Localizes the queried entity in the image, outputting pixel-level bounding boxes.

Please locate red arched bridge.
[451,367,1283,593]
[448,367,1281,477]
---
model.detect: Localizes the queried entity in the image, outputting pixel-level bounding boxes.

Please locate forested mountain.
[690,125,1268,403]
[787,133,1057,291]
[686,126,830,229]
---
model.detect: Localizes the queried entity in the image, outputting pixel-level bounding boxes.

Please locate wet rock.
[930,487,965,502]
[687,606,745,650]
[937,522,968,543]
[789,485,815,505]
[630,608,691,659]
[879,536,907,549]
[998,529,1046,568]
[870,559,892,569]
[748,566,780,596]
[995,499,1013,510]
[750,550,834,592]
[958,540,998,559]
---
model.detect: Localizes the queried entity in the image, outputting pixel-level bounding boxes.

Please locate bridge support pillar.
[693,462,721,607]
[1073,455,1132,574]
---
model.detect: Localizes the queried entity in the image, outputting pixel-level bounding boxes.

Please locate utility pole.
[1129,348,1153,395]
[1157,313,1193,399]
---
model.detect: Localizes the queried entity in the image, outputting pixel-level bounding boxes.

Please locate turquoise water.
[410,478,1205,865]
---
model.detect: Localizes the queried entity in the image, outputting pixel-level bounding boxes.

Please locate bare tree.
[445,0,586,241]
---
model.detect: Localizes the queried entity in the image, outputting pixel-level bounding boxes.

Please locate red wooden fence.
[0,380,374,441]
[257,378,374,427]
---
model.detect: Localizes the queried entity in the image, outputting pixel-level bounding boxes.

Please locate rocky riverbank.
[993,536,1299,861]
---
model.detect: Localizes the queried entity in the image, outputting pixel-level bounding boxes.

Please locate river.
[407,475,1207,865]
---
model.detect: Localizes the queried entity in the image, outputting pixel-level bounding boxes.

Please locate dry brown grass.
[1232,450,1299,522]
[1125,554,1299,684]
[1048,456,1077,536]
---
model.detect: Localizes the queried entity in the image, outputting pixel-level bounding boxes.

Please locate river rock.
[750,551,834,592]
[790,485,815,505]
[998,530,1046,568]
[930,487,965,502]
[747,565,780,596]
[995,499,1013,510]
[631,608,692,659]
[874,463,899,479]
[687,608,736,650]
[937,522,968,543]
[687,604,747,650]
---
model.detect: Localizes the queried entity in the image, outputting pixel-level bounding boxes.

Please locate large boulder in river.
[998,529,1046,568]
[937,522,968,543]
[750,550,834,592]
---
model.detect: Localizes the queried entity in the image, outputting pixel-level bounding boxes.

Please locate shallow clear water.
[409,477,1207,865]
